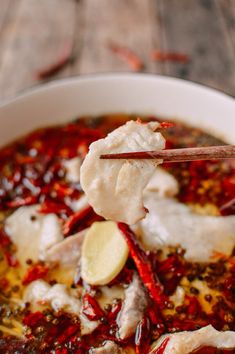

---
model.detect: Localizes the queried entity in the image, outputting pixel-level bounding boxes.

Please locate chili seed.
[204,294,212,302]
[190,287,199,295]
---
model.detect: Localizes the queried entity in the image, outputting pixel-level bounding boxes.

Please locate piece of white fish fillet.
[80,121,165,225]
[150,325,235,353]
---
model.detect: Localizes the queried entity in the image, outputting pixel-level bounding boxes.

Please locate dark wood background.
[0,0,235,101]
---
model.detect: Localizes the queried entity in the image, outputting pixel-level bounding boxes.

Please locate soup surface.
[0,114,234,353]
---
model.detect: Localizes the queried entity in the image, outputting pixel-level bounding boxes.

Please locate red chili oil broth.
[0,114,233,353]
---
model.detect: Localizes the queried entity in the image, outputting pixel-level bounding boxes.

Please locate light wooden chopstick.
[100,145,235,162]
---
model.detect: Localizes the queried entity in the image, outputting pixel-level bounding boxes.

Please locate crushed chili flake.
[159,121,175,129]
[7,195,38,208]
[5,251,18,267]
[0,277,9,290]
[82,293,104,321]
[39,198,73,217]
[22,263,49,285]
[220,197,235,215]
[23,311,45,327]
[151,50,190,64]
[108,41,144,71]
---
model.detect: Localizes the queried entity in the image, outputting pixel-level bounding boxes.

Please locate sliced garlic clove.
[81,221,129,285]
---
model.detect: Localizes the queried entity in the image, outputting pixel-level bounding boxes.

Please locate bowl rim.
[1,72,234,108]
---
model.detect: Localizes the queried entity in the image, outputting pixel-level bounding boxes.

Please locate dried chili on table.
[151,50,190,64]
[108,42,144,71]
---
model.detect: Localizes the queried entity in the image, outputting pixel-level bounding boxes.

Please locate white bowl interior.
[0,74,234,146]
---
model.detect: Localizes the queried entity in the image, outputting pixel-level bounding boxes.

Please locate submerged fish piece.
[117,273,148,339]
[91,340,124,354]
[44,229,86,268]
[63,157,82,183]
[5,205,63,267]
[24,279,98,335]
[150,325,235,354]
[140,196,235,262]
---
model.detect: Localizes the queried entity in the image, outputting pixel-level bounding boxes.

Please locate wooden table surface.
[0,0,235,102]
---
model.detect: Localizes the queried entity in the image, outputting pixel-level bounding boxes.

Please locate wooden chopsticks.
[100,145,235,162]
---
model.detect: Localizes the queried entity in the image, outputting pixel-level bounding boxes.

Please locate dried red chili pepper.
[220,197,235,215]
[118,223,167,309]
[0,277,9,290]
[108,266,134,286]
[39,199,72,217]
[108,42,144,71]
[15,153,38,164]
[36,43,74,80]
[0,228,11,247]
[156,254,185,295]
[7,195,38,208]
[55,348,69,354]
[82,293,105,321]
[185,295,202,317]
[23,311,45,327]
[107,299,122,321]
[150,337,170,354]
[151,50,190,64]
[159,121,174,129]
[56,325,79,345]
[53,182,74,197]
[63,205,101,236]
[22,263,49,285]
[5,251,18,267]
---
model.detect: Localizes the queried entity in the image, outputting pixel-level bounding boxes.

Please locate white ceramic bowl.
[0,73,235,146]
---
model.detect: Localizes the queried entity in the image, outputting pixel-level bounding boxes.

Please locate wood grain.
[0,0,77,101]
[75,0,161,74]
[0,0,235,99]
[0,1,19,54]
[0,1,11,33]
[155,0,235,95]
[218,0,235,56]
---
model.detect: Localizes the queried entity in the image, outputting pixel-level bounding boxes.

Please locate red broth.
[0,114,233,353]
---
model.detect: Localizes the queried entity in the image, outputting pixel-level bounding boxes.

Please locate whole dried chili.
[36,43,74,80]
[63,205,102,236]
[118,223,167,309]
[108,42,144,71]
[151,50,190,64]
